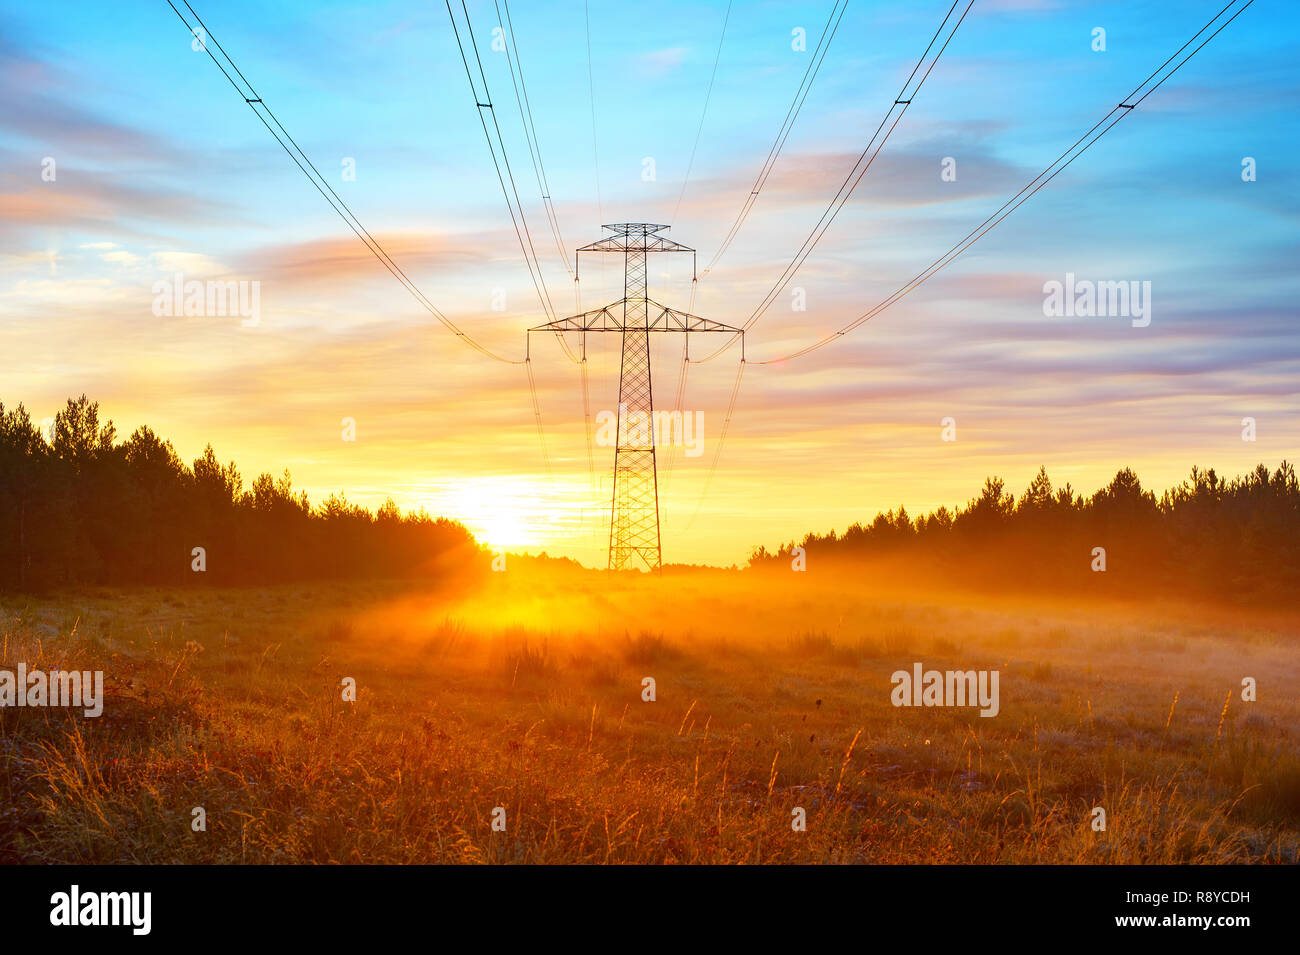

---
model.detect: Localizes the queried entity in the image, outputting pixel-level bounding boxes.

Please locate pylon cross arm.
[578,235,694,254]
[577,223,693,255]
[530,299,743,335]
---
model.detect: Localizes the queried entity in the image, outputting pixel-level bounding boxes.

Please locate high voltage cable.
[751,0,1255,365]
[584,0,603,225]
[673,0,953,502]
[496,0,583,347]
[579,344,596,493]
[167,0,523,364]
[580,335,596,490]
[446,0,572,479]
[491,0,593,488]
[659,345,691,503]
[486,0,586,376]
[660,0,737,502]
[671,1,733,226]
[665,0,845,501]
[670,0,911,509]
[685,358,745,532]
[581,0,605,508]
[446,0,560,330]
[171,0,553,485]
[699,0,850,281]
[683,0,1253,528]
[705,0,972,362]
[524,347,553,478]
[497,0,574,283]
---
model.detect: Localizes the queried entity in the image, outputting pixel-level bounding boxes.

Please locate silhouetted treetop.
[0,396,482,590]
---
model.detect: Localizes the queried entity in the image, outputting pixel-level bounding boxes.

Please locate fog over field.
[2,564,1295,864]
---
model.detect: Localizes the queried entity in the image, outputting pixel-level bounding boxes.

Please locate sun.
[478,511,528,551]
[437,479,536,551]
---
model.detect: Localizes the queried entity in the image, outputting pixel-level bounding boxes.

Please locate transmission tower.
[530,223,743,571]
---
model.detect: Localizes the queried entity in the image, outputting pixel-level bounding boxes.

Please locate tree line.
[0,396,483,591]
[749,462,1300,601]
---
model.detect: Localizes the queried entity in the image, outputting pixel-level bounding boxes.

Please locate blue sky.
[1,0,1296,565]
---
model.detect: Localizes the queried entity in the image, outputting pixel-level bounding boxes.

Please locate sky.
[1,0,1297,567]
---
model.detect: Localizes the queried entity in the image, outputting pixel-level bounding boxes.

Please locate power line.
[672,0,932,507]
[490,0,594,491]
[685,358,745,531]
[659,342,691,503]
[580,334,596,489]
[664,0,846,501]
[682,0,1254,530]
[497,0,574,282]
[170,0,558,486]
[752,0,1255,365]
[691,0,971,368]
[443,1,579,485]
[582,1,609,507]
[671,1,733,226]
[495,2,585,367]
[524,339,553,478]
[446,0,560,329]
[168,0,523,364]
[734,0,972,344]
[699,0,850,280]
[584,0,603,225]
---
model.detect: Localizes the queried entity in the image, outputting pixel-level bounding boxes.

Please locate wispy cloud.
[635,46,688,77]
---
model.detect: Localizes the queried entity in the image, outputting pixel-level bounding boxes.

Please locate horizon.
[6,390,1293,570]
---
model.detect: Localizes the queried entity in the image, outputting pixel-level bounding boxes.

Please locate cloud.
[237,233,480,289]
[0,162,235,245]
[0,47,189,166]
[150,251,230,277]
[635,46,688,77]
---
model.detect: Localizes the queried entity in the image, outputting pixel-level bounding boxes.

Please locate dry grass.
[1,565,1297,864]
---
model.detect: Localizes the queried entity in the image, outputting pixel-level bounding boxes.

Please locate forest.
[0,396,480,590]
[749,461,1300,601]
[3,394,1296,601]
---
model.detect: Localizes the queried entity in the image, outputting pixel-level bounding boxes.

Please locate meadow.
[1,562,1297,864]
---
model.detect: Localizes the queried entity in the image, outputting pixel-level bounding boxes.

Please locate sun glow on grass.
[5,566,1298,864]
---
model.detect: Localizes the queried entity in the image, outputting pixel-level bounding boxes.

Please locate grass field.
[2,564,1297,864]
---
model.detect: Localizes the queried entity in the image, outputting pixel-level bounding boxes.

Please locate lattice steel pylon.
[530,223,743,571]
